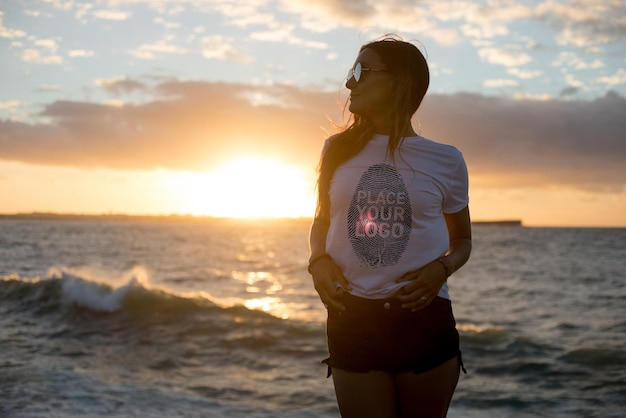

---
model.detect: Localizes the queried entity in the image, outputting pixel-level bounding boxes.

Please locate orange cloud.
[0,80,338,172]
[1,80,624,194]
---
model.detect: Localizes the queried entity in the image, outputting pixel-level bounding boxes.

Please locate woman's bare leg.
[394,357,460,418]
[331,368,398,418]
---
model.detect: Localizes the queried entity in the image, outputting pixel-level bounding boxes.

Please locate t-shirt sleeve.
[443,152,469,214]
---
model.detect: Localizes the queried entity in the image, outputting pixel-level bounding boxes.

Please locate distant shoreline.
[0,212,522,226]
[0,212,311,223]
[472,220,522,227]
[1,213,623,228]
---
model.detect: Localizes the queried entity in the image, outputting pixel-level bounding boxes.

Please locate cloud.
[153,16,181,29]
[478,47,533,67]
[275,0,625,54]
[597,68,626,87]
[0,101,23,110]
[38,84,62,92]
[507,68,543,79]
[201,35,254,63]
[68,49,95,58]
[419,90,626,191]
[15,35,64,65]
[21,48,63,64]
[278,0,462,45]
[552,51,605,70]
[482,79,520,88]
[559,86,579,97]
[0,11,27,39]
[34,38,59,52]
[0,80,337,172]
[96,77,148,95]
[279,0,378,27]
[250,24,328,49]
[92,9,132,21]
[455,3,533,40]
[0,80,624,194]
[128,40,189,60]
[536,0,626,47]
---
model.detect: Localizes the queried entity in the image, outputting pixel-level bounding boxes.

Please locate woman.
[308,35,472,418]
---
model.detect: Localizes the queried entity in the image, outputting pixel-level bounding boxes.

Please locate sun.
[172,156,316,219]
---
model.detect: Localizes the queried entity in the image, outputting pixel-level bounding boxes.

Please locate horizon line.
[2,211,623,228]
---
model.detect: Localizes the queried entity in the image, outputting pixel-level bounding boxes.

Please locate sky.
[0,0,625,226]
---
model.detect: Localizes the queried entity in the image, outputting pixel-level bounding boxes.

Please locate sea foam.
[50,266,149,312]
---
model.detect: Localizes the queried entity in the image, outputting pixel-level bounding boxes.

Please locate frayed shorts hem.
[322,293,465,377]
[322,351,466,378]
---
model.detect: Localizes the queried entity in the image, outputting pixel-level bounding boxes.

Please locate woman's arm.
[396,206,472,310]
[441,205,472,275]
[309,216,330,262]
[308,216,351,311]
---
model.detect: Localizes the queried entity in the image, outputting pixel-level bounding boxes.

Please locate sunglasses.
[346,62,386,83]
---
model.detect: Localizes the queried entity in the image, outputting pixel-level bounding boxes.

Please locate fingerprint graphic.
[347,164,412,268]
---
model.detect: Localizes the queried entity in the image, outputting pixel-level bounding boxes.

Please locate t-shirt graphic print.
[347,163,412,268]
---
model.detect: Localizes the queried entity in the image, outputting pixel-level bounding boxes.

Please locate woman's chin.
[348,103,364,116]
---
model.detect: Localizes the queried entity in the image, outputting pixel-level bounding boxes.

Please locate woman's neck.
[372,120,417,137]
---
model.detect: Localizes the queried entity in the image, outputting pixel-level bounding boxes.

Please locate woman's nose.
[345,76,357,90]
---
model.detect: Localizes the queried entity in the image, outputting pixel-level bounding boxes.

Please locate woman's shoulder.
[406,135,463,159]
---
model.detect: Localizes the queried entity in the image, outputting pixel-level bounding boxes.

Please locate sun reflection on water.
[244,297,289,319]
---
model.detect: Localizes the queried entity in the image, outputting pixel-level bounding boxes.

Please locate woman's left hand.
[395,261,447,311]
[396,207,472,311]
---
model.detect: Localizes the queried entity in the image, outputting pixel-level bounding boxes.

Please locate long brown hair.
[315,35,430,218]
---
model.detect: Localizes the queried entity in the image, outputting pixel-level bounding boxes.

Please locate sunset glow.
[1,1,625,226]
[172,157,316,219]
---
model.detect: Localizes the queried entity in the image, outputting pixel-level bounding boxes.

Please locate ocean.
[0,217,624,417]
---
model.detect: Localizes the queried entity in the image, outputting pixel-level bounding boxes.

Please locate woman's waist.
[336,291,452,319]
[347,282,407,300]
[347,281,450,301]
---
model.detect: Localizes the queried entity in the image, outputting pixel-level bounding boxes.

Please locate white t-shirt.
[325,134,469,300]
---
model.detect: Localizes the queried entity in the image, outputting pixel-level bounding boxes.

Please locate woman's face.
[346,48,394,119]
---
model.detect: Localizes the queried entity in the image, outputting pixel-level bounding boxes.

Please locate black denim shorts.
[323,292,461,374]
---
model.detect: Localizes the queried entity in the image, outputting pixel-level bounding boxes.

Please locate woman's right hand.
[310,257,351,311]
